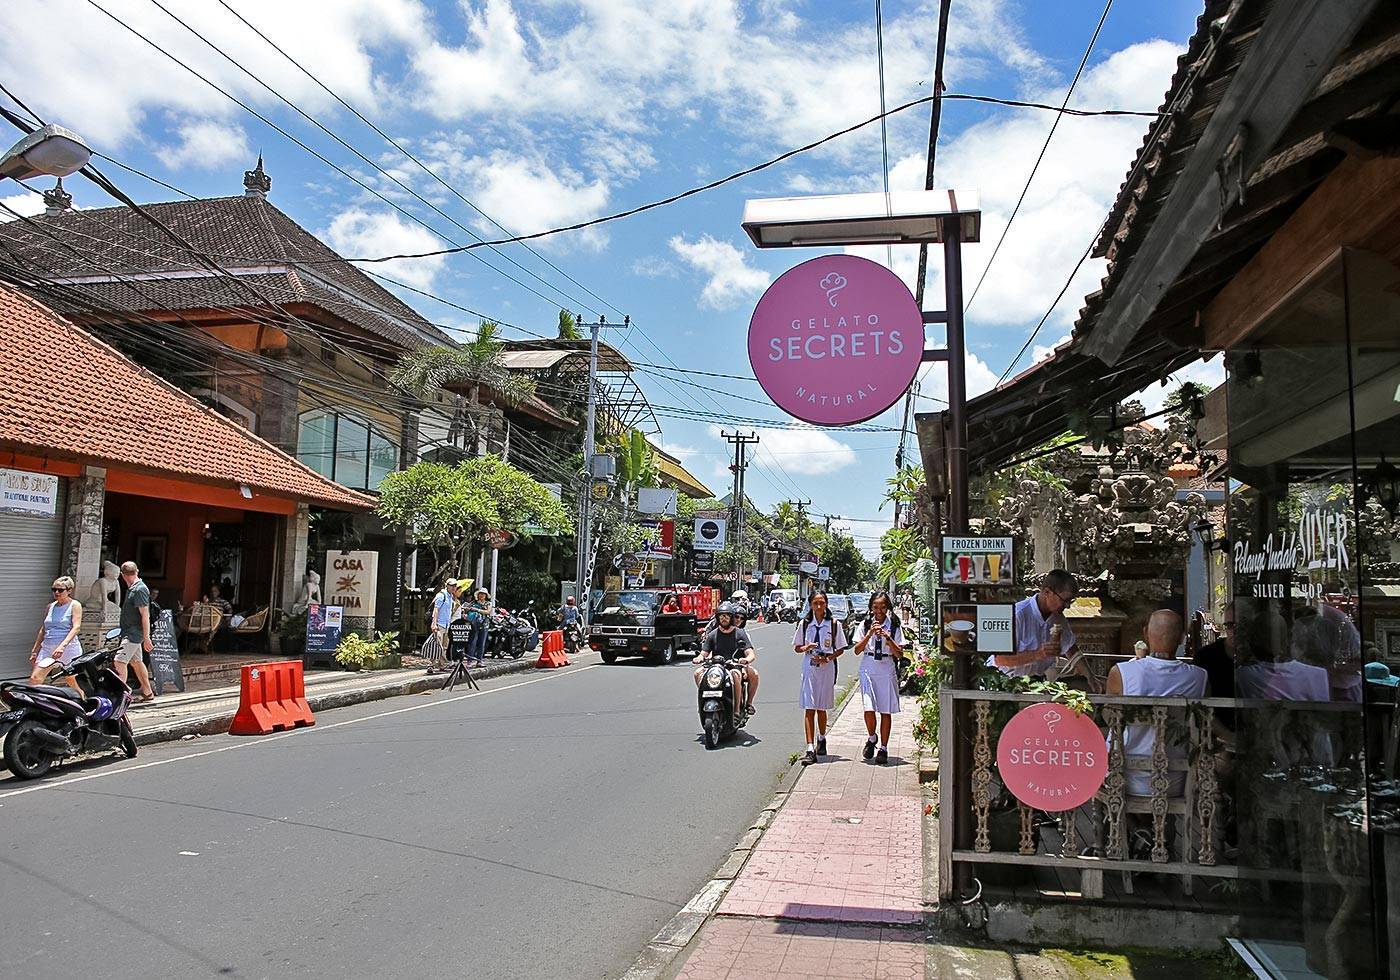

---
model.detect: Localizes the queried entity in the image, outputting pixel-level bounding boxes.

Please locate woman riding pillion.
[852,590,905,765]
[693,602,759,716]
[794,591,846,766]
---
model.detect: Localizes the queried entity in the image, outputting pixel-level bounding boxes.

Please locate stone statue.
[87,560,121,626]
[294,568,322,613]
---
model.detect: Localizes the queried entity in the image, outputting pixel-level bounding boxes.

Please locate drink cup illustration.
[946,619,976,650]
[958,555,971,581]
[987,553,1002,581]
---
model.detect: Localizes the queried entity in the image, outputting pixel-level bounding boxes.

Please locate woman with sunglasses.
[28,576,84,692]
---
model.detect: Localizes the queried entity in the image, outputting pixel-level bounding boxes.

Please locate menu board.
[448,621,473,661]
[148,609,184,695]
[939,601,1015,655]
[940,536,1014,586]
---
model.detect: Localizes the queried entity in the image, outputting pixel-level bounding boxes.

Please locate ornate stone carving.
[1195,707,1218,866]
[972,700,993,853]
[1149,706,1170,863]
[1019,804,1036,856]
[1102,705,1126,858]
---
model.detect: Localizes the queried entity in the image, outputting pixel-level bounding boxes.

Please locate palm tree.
[392,320,537,406]
[612,428,658,487]
[557,309,583,340]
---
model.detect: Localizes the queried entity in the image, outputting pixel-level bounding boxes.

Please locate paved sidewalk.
[676,692,926,980]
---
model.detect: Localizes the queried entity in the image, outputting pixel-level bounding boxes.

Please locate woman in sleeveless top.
[29,575,84,691]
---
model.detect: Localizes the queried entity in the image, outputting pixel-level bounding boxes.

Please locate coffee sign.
[940,602,1015,654]
[748,254,923,426]
[997,702,1108,810]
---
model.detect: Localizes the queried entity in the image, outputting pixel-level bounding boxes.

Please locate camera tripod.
[442,654,481,693]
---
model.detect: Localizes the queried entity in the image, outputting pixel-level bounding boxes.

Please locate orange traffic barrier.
[230,661,315,735]
[535,629,569,669]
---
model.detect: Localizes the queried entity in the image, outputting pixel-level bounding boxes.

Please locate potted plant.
[334,630,401,671]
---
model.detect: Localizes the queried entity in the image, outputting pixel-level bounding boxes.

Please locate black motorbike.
[486,603,539,660]
[776,605,799,624]
[0,629,137,780]
[696,655,748,750]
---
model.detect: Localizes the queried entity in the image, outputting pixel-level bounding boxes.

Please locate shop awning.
[0,284,373,511]
[918,0,1394,475]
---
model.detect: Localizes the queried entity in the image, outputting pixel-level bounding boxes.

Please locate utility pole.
[722,430,759,594]
[823,513,843,537]
[574,314,626,626]
[786,498,811,598]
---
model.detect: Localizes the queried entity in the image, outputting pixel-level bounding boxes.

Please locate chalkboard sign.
[148,609,184,695]
[447,621,473,661]
[304,604,344,667]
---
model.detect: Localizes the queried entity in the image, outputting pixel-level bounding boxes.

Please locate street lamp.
[741,189,980,249]
[0,124,91,181]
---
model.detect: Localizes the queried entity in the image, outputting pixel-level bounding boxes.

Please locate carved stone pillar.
[278,503,310,612]
[61,465,107,647]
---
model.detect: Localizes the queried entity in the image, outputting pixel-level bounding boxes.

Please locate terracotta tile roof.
[0,195,446,350]
[0,283,373,510]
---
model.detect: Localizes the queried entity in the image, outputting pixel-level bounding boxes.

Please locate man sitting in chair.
[1106,609,1208,797]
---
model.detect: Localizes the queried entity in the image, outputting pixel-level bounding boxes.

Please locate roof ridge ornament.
[43,178,72,214]
[244,154,271,199]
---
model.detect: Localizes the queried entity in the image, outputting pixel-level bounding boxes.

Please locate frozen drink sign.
[749,254,923,426]
[996,703,1107,810]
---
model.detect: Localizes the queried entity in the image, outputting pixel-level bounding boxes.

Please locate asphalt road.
[0,621,809,980]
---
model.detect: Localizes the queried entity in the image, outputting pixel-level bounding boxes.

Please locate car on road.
[588,589,698,665]
[825,593,852,623]
[846,592,871,629]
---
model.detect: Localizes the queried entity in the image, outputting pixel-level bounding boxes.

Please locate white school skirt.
[799,653,836,710]
[858,654,901,714]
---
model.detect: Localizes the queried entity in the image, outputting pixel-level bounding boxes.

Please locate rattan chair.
[178,602,223,654]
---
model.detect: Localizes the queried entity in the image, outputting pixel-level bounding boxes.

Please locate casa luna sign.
[748,254,923,426]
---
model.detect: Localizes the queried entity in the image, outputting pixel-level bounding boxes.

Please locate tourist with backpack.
[852,590,905,765]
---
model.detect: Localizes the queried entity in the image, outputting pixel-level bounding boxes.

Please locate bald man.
[1107,610,1208,797]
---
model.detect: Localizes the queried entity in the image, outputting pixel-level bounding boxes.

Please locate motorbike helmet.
[716,601,737,620]
[730,591,747,600]
[88,696,115,721]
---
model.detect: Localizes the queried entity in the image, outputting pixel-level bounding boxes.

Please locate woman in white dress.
[28,576,84,692]
[852,591,904,765]
[794,591,847,766]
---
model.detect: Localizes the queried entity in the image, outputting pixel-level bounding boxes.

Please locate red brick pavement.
[676,694,926,979]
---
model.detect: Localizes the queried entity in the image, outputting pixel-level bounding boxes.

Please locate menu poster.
[940,536,1014,586]
[304,603,344,665]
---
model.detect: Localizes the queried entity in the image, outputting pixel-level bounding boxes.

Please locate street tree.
[377,456,573,583]
[557,308,583,340]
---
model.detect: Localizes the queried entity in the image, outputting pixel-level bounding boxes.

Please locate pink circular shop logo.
[996,702,1107,811]
[748,254,923,426]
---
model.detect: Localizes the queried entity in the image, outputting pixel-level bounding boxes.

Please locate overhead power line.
[966,0,1114,312]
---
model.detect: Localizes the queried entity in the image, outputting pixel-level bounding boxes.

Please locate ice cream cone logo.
[819,271,848,307]
[1044,707,1063,734]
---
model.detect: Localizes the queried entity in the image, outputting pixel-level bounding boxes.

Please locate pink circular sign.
[996,702,1107,811]
[748,254,923,426]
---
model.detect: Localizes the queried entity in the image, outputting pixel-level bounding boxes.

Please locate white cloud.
[0,191,47,222]
[323,208,446,291]
[915,349,1001,403]
[631,255,678,279]
[1032,333,1072,365]
[669,234,771,309]
[1133,355,1226,413]
[156,119,250,171]
[460,152,609,244]
[660,442,698,462]
[901,40,1184,333]
[753,426,856,475]
[0,0,429,149]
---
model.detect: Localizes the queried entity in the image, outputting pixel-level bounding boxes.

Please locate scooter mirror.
[104,628,122,640]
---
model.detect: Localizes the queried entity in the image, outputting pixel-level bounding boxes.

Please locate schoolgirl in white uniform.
[852,590,905,765]
[794,591,847,766]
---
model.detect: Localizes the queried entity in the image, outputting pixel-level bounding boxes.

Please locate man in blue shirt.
[989,569,1078,678]
[426,578,458,674]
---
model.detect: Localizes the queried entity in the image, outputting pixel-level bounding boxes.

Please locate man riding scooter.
[693,602,759,716]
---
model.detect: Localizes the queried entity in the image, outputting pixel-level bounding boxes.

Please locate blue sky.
[1,0,1214,556]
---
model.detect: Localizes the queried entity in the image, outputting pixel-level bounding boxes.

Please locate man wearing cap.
[426,577,459,674]
[465,586,494,666]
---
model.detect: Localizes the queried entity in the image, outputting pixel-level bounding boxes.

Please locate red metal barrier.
[535,630,569,669]
[229,661,315,735]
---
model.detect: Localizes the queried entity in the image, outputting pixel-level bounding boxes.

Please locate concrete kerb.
[620,676,863,980]
[130,657,541,746]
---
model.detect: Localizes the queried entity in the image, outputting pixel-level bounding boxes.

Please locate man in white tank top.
[1106,610,1207,797]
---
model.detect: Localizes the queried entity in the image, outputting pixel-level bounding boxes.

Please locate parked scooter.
[486,603,539,660]
[695,653,748,750]
[0,628,137,780]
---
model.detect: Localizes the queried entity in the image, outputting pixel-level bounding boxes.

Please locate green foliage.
[376,456,573,581]
[276,608,308,658]
[391,319,538,406]
[557,309,582,340]
[881,464,925,512]
[496,563,558,614]
[335,630,400,669]
[822,533,866,592]
[611,428,659,487]
[878,525,931,585]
